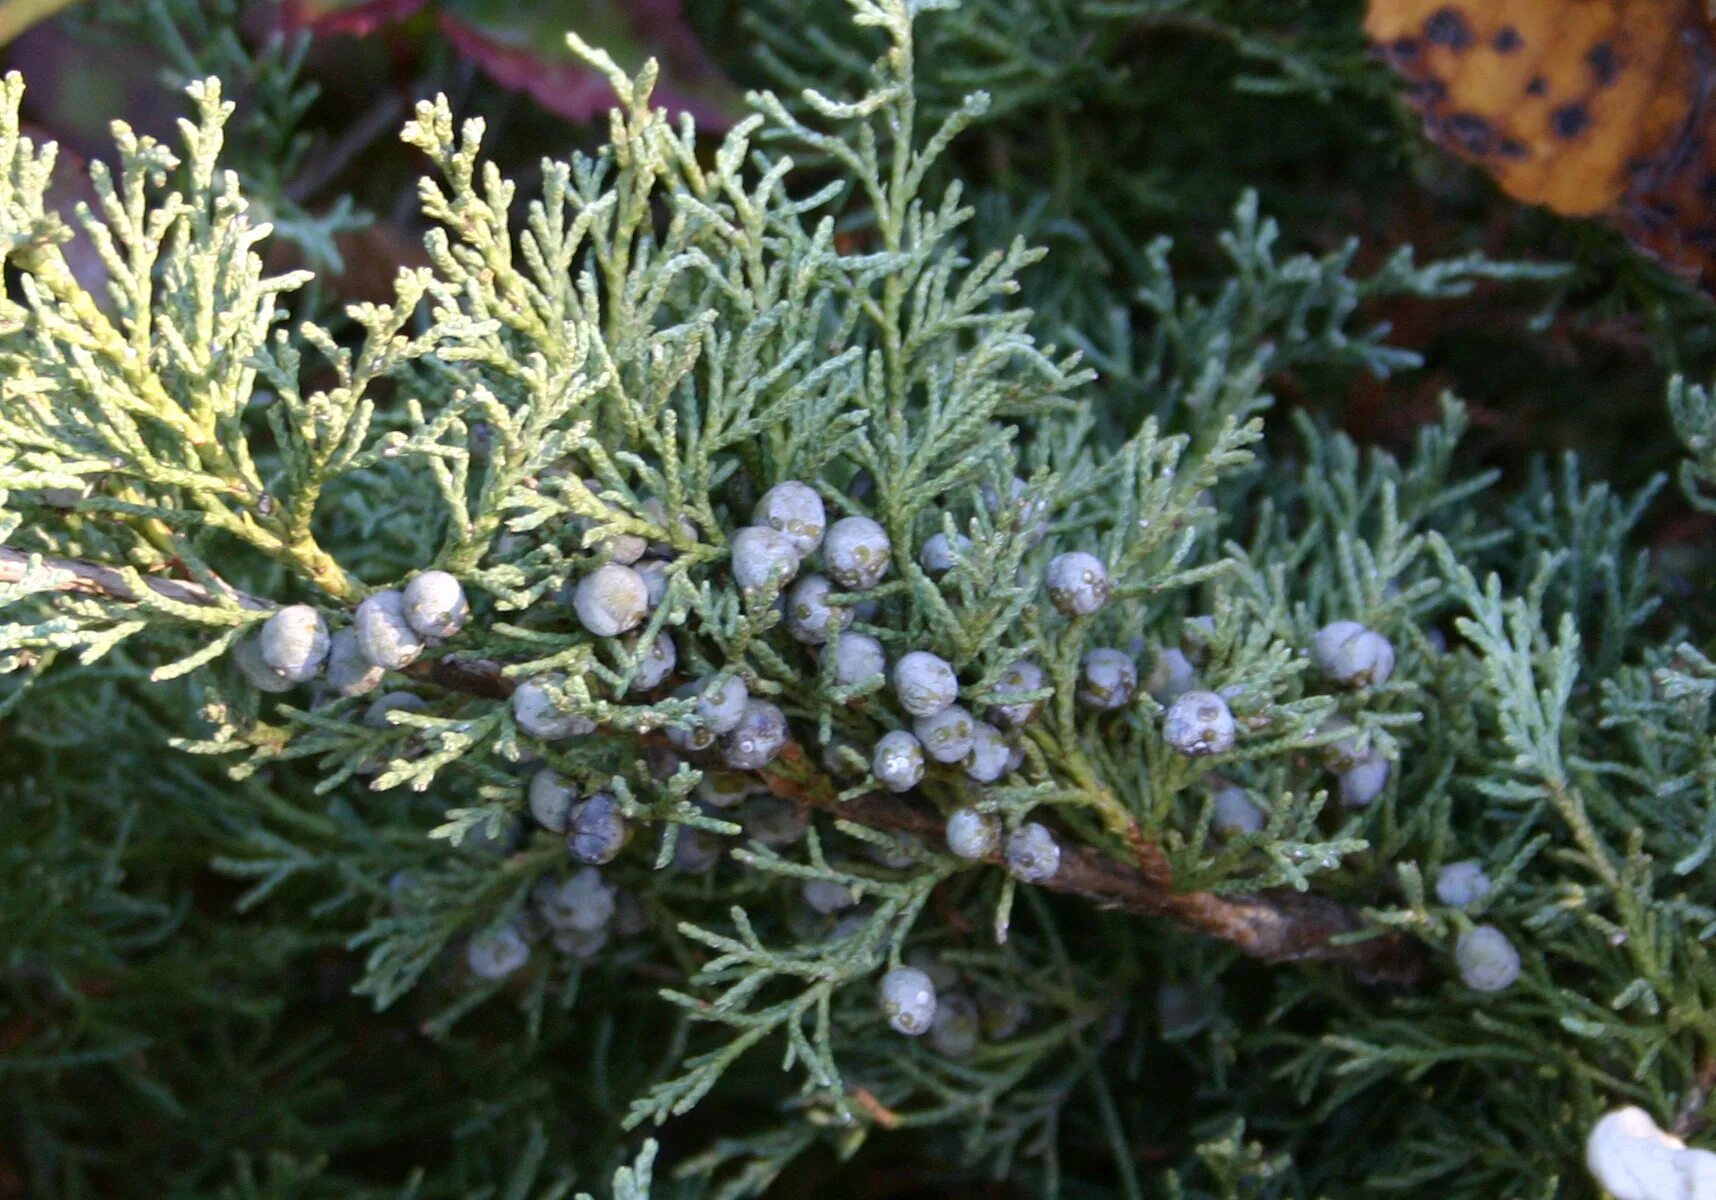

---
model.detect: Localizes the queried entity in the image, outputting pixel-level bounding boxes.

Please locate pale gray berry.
[919,531,970,574]
[721,699,788,769]
[535,868,615,932]
[1310,620,1366,674]
[233,635,294,693]
[906,949,960,991]
[1455,924,1521,992]
[1145,647,1195,703]
[823,632,886,689]
[355,589,425,669]
[929,991,980,1058]
[730,526,801,593]
[742,795,807,846]
[635,559,670,608]
[1436,860,1492,908]
[325,627,384,697]
[364,690,427,729]
[785,574,851,644]
[1163,690,1237,756]
[945,807,999,860]
[402,570,469,638]
[259,605,330,683]
[1338,749,1390,807]
[466,923,530,980]
[528,768,576,832]
[753,481,826,556]
[1045,551,1110,616]
[1210,784,1265,836]
[511,675,596,740]
[568,794,627,864]
[628,634,676,693]
[989,659,1045,726]
[872,730,926,792]
[879,966,937,1036]
[1181,614,1217,661]
[552,925,611,959]
[1315,621,1395,687]
[672,827,723,873]
[695,674,749,734]
[985,475,1048,542]
[802,879,856,914]
[914,705,975,764]
[964,720,1010,782]
[698,769,760,809]
[1077,648,1136,710]
[823,516,891,590]
[1005,822,1061,883]
[894,650,958,717]
[573,563,648,637]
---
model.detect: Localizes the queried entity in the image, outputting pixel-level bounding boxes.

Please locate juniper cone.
[9,0,1716,1195]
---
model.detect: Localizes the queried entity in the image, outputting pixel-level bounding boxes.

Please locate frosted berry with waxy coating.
[1077,648,1137,710]
[1338,749,1390,807]
[512,675,596,739]
[355,590,425,670]
[721,699,788,769]
[1311,620,1365,674]
[574,563,648,637]
[466,923,529,980]
[695,674,749,735]
[1164,690,1237,756]
[920,531,970,574]
[1146,647,1195,703]
[730,526,801,593]
[635,559,670,609]
[528,768,576,832]
[1006,822,1061,883]
[802,879,856,914]
[568,794,627,864]
[914,704,975,764]
[929,991,980,1058]
[785,574,851,644]
[640,496,698,556]
[535,868,615,932]
[364,690,427,729]
[989,659,1045,726]
[260,605,329,683]
[673,827,722,873]
[964,720,1010,782]
[1211,784,1264,836]
[234,635,294,693]
[945,807,1000,860]
[823,632,886,689]
[326,627,384,697]
[872,730,926,792]
[402,570,469,639]
[628,634,676,693]
[753,481,826,556]
[1324,624,1393,690]
[879,966,937,1036]
[894,650,958,717]
[1454,924,1521,992]
[1436,860,1492,908]
[823,516,892,590]
[1045,551,1110,616]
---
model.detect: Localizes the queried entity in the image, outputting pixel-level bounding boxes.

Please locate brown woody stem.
[3,543,1434,987]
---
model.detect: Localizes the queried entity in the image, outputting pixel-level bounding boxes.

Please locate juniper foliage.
[3,1,1715,1197]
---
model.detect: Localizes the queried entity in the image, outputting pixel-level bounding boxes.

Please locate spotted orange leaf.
[1366,0,1716,287]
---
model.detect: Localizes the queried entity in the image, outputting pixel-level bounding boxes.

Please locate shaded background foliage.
[2,1,1715,1197]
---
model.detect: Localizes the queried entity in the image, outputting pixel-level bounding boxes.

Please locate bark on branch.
[2,543,1435,987]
